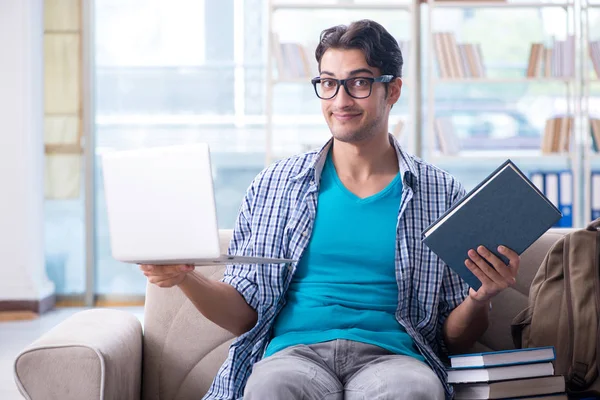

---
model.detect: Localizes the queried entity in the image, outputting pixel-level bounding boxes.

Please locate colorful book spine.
[529,171,572,228]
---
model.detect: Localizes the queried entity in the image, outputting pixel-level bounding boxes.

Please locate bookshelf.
[423,0,581,226]
[263,0,600,228]
[265,0,417,164]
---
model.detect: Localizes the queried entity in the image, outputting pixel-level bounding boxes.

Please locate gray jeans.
[244,339,445,400]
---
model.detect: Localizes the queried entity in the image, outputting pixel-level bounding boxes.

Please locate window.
[94,0,263,295]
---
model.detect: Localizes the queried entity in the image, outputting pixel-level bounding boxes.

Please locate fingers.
[147,275,186,288]
[465,258,493,287]
[498,245,520,273]
[144,270,184,281]
[139,264,194,274]
[465,245,521,302]
[467,246,515,287]
[138,264,194,288]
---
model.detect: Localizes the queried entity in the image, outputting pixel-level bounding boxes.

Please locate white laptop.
[101,143,297,266]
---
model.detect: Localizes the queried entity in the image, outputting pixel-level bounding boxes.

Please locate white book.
[447,361,554,384]
[450,346,555,369]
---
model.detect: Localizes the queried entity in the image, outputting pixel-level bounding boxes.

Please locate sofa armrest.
[14,309,142,400]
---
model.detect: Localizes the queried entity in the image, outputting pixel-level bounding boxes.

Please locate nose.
[332,83,355,109]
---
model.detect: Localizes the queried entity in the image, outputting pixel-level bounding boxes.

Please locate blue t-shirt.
[265,150,424,361]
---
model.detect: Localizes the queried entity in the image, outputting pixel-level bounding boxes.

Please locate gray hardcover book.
[422,160,562,290]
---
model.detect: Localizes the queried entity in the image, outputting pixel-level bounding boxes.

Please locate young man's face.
[318,48,401,144]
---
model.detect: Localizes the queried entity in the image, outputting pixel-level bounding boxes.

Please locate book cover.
[422,160,562,291]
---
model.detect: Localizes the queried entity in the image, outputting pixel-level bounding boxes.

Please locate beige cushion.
[142,231,235,400]
[14,309,142,400]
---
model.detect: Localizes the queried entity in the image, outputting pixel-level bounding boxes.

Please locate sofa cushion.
[142,229,235,400]
[143,265,234,400]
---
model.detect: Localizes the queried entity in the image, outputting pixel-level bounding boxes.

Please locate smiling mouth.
[332,113,361,121]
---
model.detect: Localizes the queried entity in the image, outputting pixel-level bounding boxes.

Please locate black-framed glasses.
[311,75,395,100]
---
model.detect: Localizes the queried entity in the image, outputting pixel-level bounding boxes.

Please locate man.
[140,19,520,400]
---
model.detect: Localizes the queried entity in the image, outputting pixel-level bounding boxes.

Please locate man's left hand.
[465,245,520,304]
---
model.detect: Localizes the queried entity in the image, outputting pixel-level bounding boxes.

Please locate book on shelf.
[422,159,562,290]
[271,32,315,80]
[447,361,554,384]
[526,43,544,78]
[434,117,461,155]
[525,36,575,78]
[590,40,600,79]
[398,40,411,79]
[559,36,576,78]
[591,170,600,221]
[590,118,600,152]
[529,170,573,228]
[453,375,566,400]
[541,115,572,154]
[433,32,485,79]
[392,119,405,138]
[394,119,417,153]
[271,33,410,81]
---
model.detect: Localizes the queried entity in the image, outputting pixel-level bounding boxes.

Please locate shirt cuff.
[221,274,259,311]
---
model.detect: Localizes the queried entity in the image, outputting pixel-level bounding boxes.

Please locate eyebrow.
[320,68,375,77]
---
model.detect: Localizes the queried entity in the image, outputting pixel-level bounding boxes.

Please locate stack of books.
[541,115,573,154]
[432,32,485,79]
[525,36,576,78]
[447,346,567,399]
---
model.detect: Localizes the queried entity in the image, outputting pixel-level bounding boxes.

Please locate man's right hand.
[139,264,195,288]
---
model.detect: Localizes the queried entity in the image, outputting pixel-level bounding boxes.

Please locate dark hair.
[315,19,403,78]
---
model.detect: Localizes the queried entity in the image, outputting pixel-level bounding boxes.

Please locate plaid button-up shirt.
[204,135,469,400]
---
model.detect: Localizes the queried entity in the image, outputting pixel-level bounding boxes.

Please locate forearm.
[177,272,258,336]
[443,296,490,355]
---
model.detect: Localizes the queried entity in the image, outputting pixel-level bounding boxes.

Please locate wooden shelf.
[45,143,82,155]
[429,1,573,8]
[271,2,411,11]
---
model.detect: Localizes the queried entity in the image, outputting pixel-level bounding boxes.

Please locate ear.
[387,78,402,105]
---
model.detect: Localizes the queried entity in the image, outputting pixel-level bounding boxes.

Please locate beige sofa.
[13,228,572,400]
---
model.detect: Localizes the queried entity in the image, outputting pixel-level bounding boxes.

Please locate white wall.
[0,0,55,302]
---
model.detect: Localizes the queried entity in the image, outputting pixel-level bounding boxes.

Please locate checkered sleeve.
[436,178,470,359]
[220,185,260,312]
